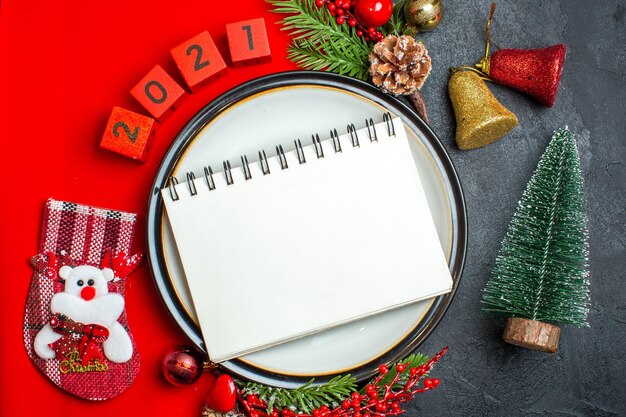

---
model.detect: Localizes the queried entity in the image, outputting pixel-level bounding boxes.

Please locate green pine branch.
[382,0,407,36]
[267,0,371,80]
[239,374,357,414]
[288,38,370,79]
[482,128,590,326]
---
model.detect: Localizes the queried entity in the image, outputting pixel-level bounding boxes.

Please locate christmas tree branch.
[267,0,371,80]
[383,0,407,36]
[236,349,446,417]
[239,374,357,414]
[288,39,370,79]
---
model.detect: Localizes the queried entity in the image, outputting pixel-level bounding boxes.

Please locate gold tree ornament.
[403,0,444,35]
[369,35,432,95]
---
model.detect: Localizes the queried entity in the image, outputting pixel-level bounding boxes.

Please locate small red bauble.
[353,0,393,28]
[161,347,204,386]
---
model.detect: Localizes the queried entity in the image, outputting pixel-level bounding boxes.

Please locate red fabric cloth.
[0,1,296,415]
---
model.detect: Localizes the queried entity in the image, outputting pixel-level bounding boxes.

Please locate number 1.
[242,25,254,50]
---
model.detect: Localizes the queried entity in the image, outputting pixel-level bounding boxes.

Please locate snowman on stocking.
[34,255,134,366]
[26,249,142,400]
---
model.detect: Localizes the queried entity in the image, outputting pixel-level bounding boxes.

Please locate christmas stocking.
[23,199,142,400]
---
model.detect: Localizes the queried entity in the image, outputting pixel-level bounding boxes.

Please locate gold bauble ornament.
[403,0,444,35]
[448,70,519,150]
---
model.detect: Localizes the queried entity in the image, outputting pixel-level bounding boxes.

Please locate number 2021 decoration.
[100,19,271,162]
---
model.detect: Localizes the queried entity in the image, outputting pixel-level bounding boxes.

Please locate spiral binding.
[383,112,396,137]
[167,112,397,199]
[294,139,306,164]
[347,123,359,147]
[204,166,216,190]
[312,133,324,159]
[223,160,234,185]
[276,145,288,169]
[186,172,198,196]
[330,128,342,153]
[258,150,270,175]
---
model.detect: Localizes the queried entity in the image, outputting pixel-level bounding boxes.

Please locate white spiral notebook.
[161,114,452,363]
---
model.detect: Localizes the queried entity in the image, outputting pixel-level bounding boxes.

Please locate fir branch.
[240,374,357,414]
[288,38,370,80]
[383,0,407,36]
[267,0,371,79]
[268,0,368,50]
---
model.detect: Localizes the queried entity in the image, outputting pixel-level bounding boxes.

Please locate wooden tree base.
[502,317,561,353]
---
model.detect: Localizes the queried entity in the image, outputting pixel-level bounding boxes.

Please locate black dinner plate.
[146,71,467,388]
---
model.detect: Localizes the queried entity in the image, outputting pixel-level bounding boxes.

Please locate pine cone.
[369,35,432,95]
[201,407,244,417]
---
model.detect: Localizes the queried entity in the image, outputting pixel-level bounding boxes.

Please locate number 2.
[242,25,254,50]
[186,44,210,71]
[113,121,140,143]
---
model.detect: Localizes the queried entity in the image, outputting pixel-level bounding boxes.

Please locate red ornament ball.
[353,0,393,28]
[162,347,204,386]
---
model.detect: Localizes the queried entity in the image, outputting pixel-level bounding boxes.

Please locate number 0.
[144,80,168,104]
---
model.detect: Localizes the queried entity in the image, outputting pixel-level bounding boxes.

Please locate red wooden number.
[171,31,227,92]
[100,107,158,162]
[130,65,185,121]
[226,18,271,67]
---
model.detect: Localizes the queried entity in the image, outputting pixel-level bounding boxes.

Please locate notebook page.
[162,117,452,362]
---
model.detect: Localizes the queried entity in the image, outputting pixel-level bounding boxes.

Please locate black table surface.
[405,1,625,415]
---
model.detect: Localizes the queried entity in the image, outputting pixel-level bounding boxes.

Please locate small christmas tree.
[482,128,589,352]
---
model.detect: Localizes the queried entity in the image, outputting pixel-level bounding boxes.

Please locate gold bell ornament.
[448,69,519,150]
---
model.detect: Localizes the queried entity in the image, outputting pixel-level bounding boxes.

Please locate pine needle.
[240,374,357,414]
[383,0,408,36]
[267,0,371,80]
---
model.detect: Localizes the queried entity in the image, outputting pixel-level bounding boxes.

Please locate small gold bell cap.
[448,70,519,150]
